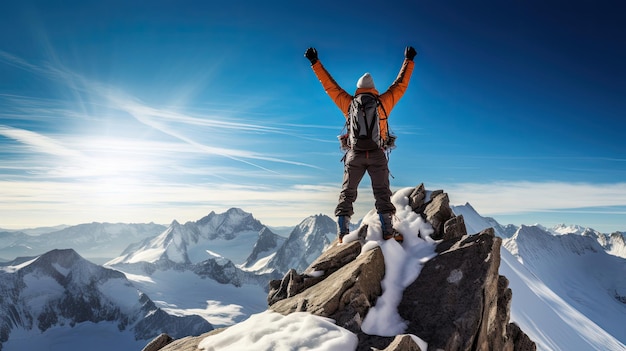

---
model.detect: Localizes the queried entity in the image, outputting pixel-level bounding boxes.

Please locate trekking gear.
[405,46,417,61]
[384,230,404,243]
[337,215,351,243]
[338,93,396,152]
[380,213,403,243]
[350,93,381,151]
[305,47,318,64]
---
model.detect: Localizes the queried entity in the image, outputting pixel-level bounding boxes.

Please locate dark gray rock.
[141,333,173,351]
[269,242,384,334]
[408,183,427,213]
[267,240,363,306]
[398,228,534,351]
[443,214,468,241]
[506,323,537,351]
[422,191,455,240]
[377,334,423,351]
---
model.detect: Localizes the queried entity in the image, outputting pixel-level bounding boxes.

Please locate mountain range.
[0,222,166,264]
[0,191,624,350]
[0,248,211,351]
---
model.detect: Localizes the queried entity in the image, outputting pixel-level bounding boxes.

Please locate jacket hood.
[355,87,380,96]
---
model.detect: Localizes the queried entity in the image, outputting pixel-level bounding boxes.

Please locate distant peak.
[299,213,333,226]
[551,223,587,235]
[40,248,80,260]
[32,248,85,270]
[224,208,254,220]
[196,208,252,224]
[259,226,274,236]
[515,224,550,238]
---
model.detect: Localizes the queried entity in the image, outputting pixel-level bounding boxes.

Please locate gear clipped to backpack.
[338,93,396,152]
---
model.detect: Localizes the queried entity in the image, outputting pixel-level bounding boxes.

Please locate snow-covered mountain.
[451,203,518,238]
[101,210,339,334]
[550,223,590,235]
[0,223,166,264]
[452,202,626,259]
[0,249,212,351]
[102,209,286,330]
[452,203,626,349]
[261,214,337,274]
[107,209,337,280]
[107,208,268,266]
[3,199,625,351]
[499,243,625,351]
[503,225,626,343]
[549,223,626,259]
[596,231,626,259]
[241,227,287,273]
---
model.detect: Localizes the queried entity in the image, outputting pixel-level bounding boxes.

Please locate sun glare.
[75,140,160,206]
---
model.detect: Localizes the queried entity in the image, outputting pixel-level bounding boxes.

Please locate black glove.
[405,46,417,61]
[305,47,318,64]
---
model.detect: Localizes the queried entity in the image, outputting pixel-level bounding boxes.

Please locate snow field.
[198,311,358,351]
[122,269,267,327]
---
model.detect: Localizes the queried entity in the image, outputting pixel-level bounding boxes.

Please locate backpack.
[339,93,395,151]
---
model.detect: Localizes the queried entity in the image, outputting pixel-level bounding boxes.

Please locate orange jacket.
[311,58,414,142]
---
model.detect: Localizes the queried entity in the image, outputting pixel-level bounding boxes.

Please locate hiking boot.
[383,229,404,243]
[380,213,403,243]
[337,215,350,243]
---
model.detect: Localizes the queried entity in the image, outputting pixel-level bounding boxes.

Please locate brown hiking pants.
[335,149,394,217]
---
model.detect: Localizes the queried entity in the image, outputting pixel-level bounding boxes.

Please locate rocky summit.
[144,184,536,351]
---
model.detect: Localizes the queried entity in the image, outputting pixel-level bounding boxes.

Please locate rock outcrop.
[398,228,533,351]
[145,184,536,351]
[141,333,173,351]
[269,240,384,333]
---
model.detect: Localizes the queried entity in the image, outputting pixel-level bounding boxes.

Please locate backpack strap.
[378,98,389,120]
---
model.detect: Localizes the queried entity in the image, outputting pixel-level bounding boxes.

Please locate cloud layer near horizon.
[2,178,625,231]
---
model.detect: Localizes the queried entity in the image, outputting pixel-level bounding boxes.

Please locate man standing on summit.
[305,46,416,243]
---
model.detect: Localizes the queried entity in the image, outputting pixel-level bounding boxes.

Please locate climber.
[304,46,416,243]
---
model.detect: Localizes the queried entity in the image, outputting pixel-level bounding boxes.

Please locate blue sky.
[1,0,625,232]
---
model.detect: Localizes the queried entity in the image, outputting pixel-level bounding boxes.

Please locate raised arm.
[305,47,353,118]
[378,46,417,115]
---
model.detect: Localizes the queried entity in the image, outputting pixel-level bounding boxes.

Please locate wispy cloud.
[0,125,83,158]
[0,50,46,75]
[103,94,320,172]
